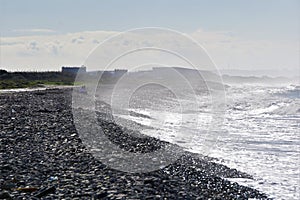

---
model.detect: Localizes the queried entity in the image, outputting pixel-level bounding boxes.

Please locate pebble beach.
[0,88,270,199]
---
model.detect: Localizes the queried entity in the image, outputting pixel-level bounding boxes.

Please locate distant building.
[114,69,128,77]
[62,66,86,74]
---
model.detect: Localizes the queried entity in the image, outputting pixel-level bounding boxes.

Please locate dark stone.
[94,191,108,198]
[0,191,12,199]
[33,186,56,198]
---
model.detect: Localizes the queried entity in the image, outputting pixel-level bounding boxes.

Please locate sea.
[96,81,299,200]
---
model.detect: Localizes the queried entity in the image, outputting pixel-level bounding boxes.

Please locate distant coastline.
[1,67,298,90]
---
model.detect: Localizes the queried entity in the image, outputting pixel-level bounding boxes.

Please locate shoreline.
[0,85,81,94]
[0,88,270,199]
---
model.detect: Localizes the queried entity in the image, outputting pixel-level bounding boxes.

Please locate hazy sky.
[0,0,299,72]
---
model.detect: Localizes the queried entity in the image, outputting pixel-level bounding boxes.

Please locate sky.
[0,0,299,73]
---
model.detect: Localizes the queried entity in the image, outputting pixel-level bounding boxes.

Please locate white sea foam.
[95,82,299,199]
[114,84,299,199]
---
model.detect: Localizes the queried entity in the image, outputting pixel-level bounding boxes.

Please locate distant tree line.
[0,70,77,89]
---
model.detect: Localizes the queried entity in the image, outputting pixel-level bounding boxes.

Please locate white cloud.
[12,29,56,33]
[0,31,115,71]
[189,29,299,71]
[0,29,298,72]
